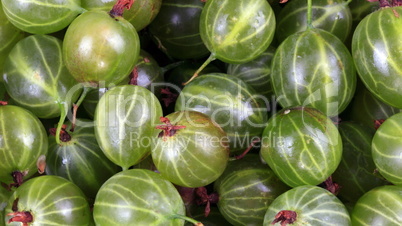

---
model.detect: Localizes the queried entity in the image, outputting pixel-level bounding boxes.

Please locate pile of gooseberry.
[1,0,402,225]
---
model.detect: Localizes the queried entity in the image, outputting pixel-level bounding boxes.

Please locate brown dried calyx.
[49,124,72,142]
[7,198,33,226]
[0,101,8,106]
[320,176,341,195]
[194,187,219,217]
[110,0,134,17]
[160,88,179,107]
[374,119,386,130]
[156,117,186,138]
[271,210,297,226]
[6,171,28,189]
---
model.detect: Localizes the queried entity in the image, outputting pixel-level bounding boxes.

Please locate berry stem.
[306,0,313,29]
[110,0,135,17]
[183,53,216,86]
[168,214,203,226]
[71,86,92,132]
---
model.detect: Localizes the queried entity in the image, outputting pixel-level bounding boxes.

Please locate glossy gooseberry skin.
[175,73,268,152]
[214,155,289,226]
[93,169,185,225]
[0,186,12,226]
[149,0,209,60]
[200,0,276,64]
[152,111,229,188]
[3,35,80,119]
[0,4,24,77]
[46,120,120,199]
[276,0,352,43]
[349,87,401,130]
[264,185,351,226]
[1,0,83,34]
[352,185,402,225]
[352,6,402,109]
[0,105,48,184]
[82,0,162,31]
[227,46,276,100]
[4,176,91,226]
[372,112,402,185]
[260,107,342,187]
[333,122,387,204]
[271,28,356,117]
[94,85,163,170]
[63,11,140,87]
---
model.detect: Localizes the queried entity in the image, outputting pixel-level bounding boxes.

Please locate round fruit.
[46,120,120,199]
[214,154,289,226]
[352,6,402,108]
[94,85,163,170]
[82,0,162,31]
[175,73,268,152]
[63,10,140,87]
[149,0,210,59]
[227,46,276,100]
[93,169,186,225]
[276,0,352,43]
[349,87,401,130]
[200,0,276,64]
[3,35,80,119]
[0,105,48,184]
[1,0,83,34]
[332,122,388,204]
[260,107,342,187]
[0,4,24,77]
[351,185,402,225]
[4,175,90,225]
[372,112,402,185]
[271,28,356,116]
[152,111,229,188]
[264,185,351,225]
[0,186,12,226]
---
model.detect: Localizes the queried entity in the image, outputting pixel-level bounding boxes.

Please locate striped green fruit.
[3,35,80,119]
[0,186,12,226]
[94,85,163,171]
[149,0,209,60]
[82,49,164,118]
[352,6,402,109]
[1,0,83,34]
[276,0,352,43]
[200,0,276,64]
[82,0,162,31]
[271,28,356,117]
[0,3,24,78]
[93,169,185,225]
[0,105,48,184]
[351,185,402,225]
[260,107,342,187]
[63,11,140,87]
[214,155,289,226]
[332,122,387,204]
[4,176,90,225]
[349,87,401,131]
[372,112,402,185]
[46,120,120,199]
[227,46,276,100]
[264,185,351,226]
[175,73,268,152]
[152,111,229,188]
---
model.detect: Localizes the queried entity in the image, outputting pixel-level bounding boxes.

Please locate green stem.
[168,214,203,225]
[306,0,313,29]
[75,86,92,108]
[161,61,185,74]
[122,166,129,171]
[55,102,68,145]
[344,0,352,5]
[183,53,216,86]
